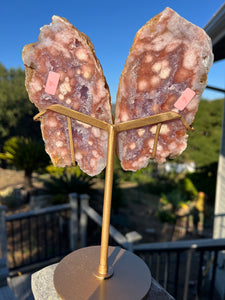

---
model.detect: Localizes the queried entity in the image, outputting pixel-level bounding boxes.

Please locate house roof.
[204,3,225,61]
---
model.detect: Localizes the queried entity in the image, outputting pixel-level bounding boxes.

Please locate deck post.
[80,194,90,248]
[0,206,7,261]
[69,193,78,251]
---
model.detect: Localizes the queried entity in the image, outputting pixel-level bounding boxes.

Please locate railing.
[133,239,225,300]
[79,198,225,299]
[6,204,71,274]
[79,196,142,251]
[0,193,81,275]
[0,193,142,276]
[1,194,225,299]
[79,197,225,299]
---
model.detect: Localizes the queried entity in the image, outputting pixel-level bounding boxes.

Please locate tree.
[175,99,224,167]
[0,63,41,148]
[0,137,49,188]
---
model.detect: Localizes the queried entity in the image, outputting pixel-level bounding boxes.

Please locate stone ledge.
[32,263,174,300]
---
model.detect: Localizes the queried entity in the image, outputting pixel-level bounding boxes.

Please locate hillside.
[179,99,224,166]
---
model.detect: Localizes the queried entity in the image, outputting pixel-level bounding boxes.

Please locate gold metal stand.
[54,246,151,300]
[96,125,115,279]
[35,105,193,299]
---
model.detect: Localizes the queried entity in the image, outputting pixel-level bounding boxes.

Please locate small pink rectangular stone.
[45,71,60,95]
[174,88,196,111]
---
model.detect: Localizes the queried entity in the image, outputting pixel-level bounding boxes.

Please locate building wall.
[214,100,225,239]
[213,100,225,300]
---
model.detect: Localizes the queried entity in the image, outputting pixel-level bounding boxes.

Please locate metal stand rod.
[97,125,115,278]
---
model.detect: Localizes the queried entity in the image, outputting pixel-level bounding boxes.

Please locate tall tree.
[0,63,41,148]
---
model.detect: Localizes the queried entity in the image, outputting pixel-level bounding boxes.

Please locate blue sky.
[1,0,224,102]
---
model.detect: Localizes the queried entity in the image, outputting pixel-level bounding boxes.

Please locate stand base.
[54,246,151,300]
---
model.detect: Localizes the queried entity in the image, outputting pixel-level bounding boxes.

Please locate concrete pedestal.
[32,263,174,300]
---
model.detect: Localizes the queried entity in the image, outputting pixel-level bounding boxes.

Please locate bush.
[178,177,198,200]
[0,136,49,187]
[160,189,187,211]
[45,165,64,176]
[157,209,176,224]
[187,163,217,204]
[41,166,94,204]
[0,187,22,209]
[157,176,198,224]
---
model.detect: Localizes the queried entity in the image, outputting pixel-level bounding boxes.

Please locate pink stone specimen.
[22,16,112,176]
[115,7,213,171]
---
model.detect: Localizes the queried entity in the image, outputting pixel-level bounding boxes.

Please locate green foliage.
[45,165,65,175]
[160,189,187,211]
[160,175,198,208]
[178,177,198,200]
[180,99,224,167]
[1,193,19,209]
[157,209,176,224]
[0,136,49,187]
[157,189,184,225]
[0,63,41,147]
[157,176,198,224]
[42,166,94,204]
[0,187,20,209]
[187,163,218,204]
